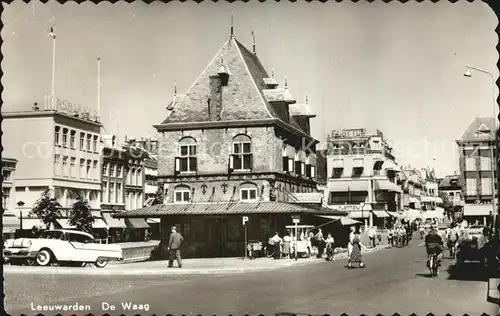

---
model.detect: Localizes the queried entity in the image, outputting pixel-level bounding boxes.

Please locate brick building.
[118,32,345,257]
[456,117,496,225]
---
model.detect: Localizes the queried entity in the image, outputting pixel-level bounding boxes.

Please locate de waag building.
[116,31,346,258]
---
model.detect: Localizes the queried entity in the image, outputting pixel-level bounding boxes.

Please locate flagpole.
[49,27,56,109]
[97,57,101,122]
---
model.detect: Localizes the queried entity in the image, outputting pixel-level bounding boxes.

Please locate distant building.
[438,174,463,206]
[456,117,495,225]
[323,128,402,228]
[2,157,20,235]
[2,106,102,230]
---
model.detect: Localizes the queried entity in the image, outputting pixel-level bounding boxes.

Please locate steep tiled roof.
[458,117,496,142]
[159,36,307,134]
[113,202,347,217]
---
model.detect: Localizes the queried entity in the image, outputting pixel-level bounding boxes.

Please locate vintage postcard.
[2,1,500,315]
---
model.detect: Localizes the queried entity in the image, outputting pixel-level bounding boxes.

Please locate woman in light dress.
[347,226,355,259]
[282,231,292,259]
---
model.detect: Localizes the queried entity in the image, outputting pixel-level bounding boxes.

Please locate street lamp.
[17,200,25,230]
[463,65,497,237]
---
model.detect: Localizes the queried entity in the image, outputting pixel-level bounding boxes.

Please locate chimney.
[209,75,223,121]
[32,102,39,111]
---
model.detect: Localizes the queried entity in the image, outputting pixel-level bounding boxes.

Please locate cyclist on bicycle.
[425,225,444,268]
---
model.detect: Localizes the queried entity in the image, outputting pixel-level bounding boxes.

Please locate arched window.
[230,134,252,171]
[176,137,197,173]
[174,185,191,204]
[240,182,258,202]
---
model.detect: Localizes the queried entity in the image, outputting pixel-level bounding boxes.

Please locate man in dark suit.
[168,226,184,268]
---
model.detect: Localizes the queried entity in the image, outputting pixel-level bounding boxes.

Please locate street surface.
[5,236,498,316]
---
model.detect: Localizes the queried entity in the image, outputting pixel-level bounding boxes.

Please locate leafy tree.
[438,192,455,220]
[29,189,62,230]
[68,195,95,233]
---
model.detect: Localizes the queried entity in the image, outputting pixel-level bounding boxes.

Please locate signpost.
[291,215,301,261]
[242,216,249,259]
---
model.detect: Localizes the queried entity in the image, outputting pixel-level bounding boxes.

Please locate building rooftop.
[156,35,315,137]
[457,116,496,143]
[3,110,102,127]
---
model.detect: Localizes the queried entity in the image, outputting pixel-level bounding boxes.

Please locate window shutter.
[295,161,301,176]
[306,164,312,178]
[283,157,288,172]
[249,154,253,170]
[301,162,305,176]
[311,166,316,178]
[288,158,294,173]
[229,155,234,170]
[191,158,198,172]
[175,157,180,173]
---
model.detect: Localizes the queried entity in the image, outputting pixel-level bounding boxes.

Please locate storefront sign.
[337,203,365,212]
[331,128,366,138]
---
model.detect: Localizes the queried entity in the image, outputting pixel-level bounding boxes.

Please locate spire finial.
[305,93,308,104]
[284,76,288,89]
[251,30,256,54]
[174,82,177,96]
[271,69,275,79]
[230,15,234,37]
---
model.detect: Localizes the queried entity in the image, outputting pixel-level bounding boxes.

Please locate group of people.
[268,229,336,260]
[387,224,412,247]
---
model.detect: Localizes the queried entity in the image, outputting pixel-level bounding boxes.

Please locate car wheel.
[95,259,108,268]
[36,249,53,266]
[26,258,36,266]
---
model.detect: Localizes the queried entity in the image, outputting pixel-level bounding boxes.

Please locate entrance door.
[207,218,226,257]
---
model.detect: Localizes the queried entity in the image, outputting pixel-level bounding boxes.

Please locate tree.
[29,189,62,230]
[68,196,95,233]
[438,192,454,220]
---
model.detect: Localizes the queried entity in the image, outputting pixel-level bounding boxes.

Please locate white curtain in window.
[482,178,492,195]
[480,156,491,171]
[466,178,477,195]
[465,157,476,171]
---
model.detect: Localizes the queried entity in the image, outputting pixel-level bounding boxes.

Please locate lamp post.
[17,201,25,230]
[464,65,497,237]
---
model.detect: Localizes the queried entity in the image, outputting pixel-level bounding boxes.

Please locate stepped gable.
[160,36,308,134]
[458,116,496,142]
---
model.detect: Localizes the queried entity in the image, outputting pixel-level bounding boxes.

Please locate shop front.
[116,202,346,258]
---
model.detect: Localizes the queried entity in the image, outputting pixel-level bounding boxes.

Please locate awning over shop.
[291,193,323,203]
[146,218,160,224]
[374,180,402,193]
[20,218,46,230]
[349,180,369,192]
[435,197,444,204]
[403,209,423,219]
[332,159,344,169]
[463,204,492,217]
[383,160,399,171]
[353,158,364,168]
[347,211,370,219]
[102,212,127,229]
[409,196,420,203]
[328,181,350,192]
[3,215,20,232]
[386,211,401,218]
[55,219,76,229]
[92,219,109,229]
[316,215,361,226]
[373,210,390,218]
[125,218,150,229]
[422,210,445,219]
[420,196,434,203]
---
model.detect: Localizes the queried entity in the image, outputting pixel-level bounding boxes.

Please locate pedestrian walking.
[347,226,355,259]
[368,226,377,248]
[168,226,184,268]
[347,230,368,269]
[315,228,325,259]
[324,233,335,261]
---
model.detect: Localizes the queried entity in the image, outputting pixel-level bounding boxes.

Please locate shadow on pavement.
[415,273,432,278]
[447,263,488,282]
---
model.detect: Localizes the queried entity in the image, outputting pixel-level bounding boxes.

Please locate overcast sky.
[2,1,498,177]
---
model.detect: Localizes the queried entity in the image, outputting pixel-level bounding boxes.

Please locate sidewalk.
[488,278,500,305]
[4,244,390,276]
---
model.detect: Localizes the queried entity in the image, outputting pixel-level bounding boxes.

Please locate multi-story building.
[2,103,102,228]
[117,31,346,258]
[456,117,496,225]
[438,174,463,206]
[2,158,20,234]
[322,128,402,228]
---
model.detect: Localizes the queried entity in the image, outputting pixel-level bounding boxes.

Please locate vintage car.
[455,225,487,266]
[3,229,123,268]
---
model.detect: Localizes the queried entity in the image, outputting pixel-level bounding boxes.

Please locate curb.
[487,278,500,305]
[3,243,390,276]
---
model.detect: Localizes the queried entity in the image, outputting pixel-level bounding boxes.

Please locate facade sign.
[331,128,366,138]
[45,95,98,122]
[242,216,249,225]
[337,203,366,212]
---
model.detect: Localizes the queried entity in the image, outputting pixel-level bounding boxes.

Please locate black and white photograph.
[2,1,500,315]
